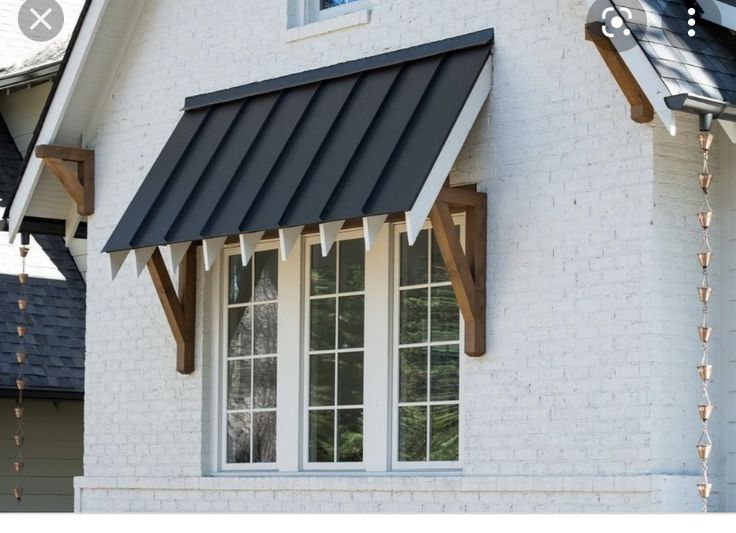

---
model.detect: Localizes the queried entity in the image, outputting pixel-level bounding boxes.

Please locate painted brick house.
[4,0,736,512]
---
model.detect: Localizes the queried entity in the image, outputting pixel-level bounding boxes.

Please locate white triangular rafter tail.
[133,246,156,277]
[162,241,192,273]
[363,214,387,251]
[319,220,344,257]
[405,56,491,245]
[239,231,264,266]
[203,236,227,271]
[279,226,303,261]
[108,250,130,281]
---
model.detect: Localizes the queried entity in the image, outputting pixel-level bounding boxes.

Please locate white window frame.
[304,0,371,24]
[212,216,464,474]
[391,217,465,471]
[218,241,281,472]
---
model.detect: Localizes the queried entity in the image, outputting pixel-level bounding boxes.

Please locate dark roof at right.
[0,116,85,396]
[614,0,736,105]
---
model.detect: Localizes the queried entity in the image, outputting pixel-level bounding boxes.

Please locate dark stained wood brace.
[430,187,487,356]
[35,144,95,216]
[585,22,654,124]
[146,246,196,374]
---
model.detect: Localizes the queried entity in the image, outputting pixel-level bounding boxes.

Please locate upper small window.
[305,0,370,23]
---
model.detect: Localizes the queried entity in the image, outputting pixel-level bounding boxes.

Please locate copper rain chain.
[696,121,714,512]
[12,233,30,505]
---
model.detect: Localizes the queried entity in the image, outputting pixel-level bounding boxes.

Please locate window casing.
[215,217,463,473]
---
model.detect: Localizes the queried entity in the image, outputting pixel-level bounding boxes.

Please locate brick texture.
[77,0,729,512]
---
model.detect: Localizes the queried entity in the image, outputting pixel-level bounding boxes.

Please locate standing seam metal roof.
[103,29,494,253]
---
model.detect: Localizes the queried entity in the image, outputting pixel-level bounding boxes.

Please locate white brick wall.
[76,0,727,512]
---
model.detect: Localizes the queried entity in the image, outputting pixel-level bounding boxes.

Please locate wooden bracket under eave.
[147,246,196,374]
[35,144,95,216]
[430,187,487,357]
[585,22,654,124]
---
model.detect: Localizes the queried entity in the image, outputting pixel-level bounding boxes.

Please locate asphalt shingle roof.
[0,116,85,395]
[614,0,736,105]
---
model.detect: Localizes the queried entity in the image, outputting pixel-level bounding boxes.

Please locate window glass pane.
[399,348,427,403]
[399,288,428,344]
[309,354,335,406]
[339,239,365,292]
[321,0,357,9]
[337,352,363,405]
[253,411,277,463]
[430,345,459,402]
[400,230,428,286]
[254,250,278,301]
[229,255,252,304]
[227,413,251,463]
[337,409,363,462]
[311,244,336,295]
[254,303,278,354]
[338,295,364,349]
[228,307,252,356]
[430,285,459,342]
[398,406,427,462]
[430,231,448,283]
[430,405,459,461]
[309,410,334,462]
[227,359,251,410]
[253,357,277,409]
[310,298,336,351]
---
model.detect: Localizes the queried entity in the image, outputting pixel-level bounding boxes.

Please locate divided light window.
[395,227,461,466]
[224,249,279,466]
[217,218,463,473]
[307,238,366,465]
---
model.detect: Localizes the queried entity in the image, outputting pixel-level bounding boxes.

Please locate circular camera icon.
[681,0,722,52]
[587,0,647,52]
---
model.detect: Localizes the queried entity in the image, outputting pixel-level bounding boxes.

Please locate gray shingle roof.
[614,0,736,105]
[0,116,85,396]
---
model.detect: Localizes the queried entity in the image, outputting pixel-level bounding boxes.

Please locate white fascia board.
[405,57,491,245]
[616,43,677,136]
[279,226,304,261]
[701,1,736,31]
[108,250,129,280]
[7,0,111,241]
[133,246,156,277]
[162,241,192,273]
[583,0,676,136]
[362,214,387,251]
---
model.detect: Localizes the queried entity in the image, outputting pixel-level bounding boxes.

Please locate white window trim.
[218,241,281,472]
[304,0,371,24]
[302,228,373,471]
[212,217,464,474]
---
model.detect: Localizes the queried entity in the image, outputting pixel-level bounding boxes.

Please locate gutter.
[0,61,61,93]
[665,93,736,131]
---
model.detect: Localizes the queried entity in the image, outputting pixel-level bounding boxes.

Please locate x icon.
[29,7,53,30]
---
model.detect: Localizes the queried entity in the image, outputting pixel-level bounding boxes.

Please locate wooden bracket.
[146,246,196,374]
[35,144,95,216]
[430,187,487,357]
[585,22,654,124]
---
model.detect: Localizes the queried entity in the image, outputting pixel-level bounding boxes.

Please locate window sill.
[286,9,371,43]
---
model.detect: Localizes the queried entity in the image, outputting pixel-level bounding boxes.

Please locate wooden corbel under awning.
[146,246,196,374]
[431,187,487,357]
[35,144,95,216]
[584,22,654,124]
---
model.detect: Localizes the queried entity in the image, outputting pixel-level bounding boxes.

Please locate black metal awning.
[103,28,493,269]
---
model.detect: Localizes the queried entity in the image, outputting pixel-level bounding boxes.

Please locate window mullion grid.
[333,242,341,462]
[425,229,433,462]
